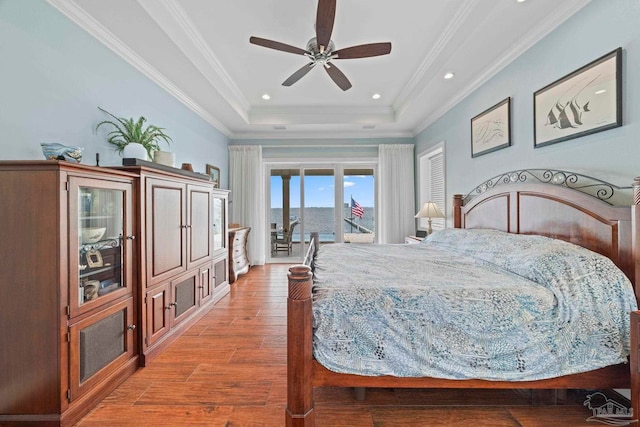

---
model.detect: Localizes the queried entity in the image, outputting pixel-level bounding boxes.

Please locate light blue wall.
[415,0,640,205]
[0,0,229,186]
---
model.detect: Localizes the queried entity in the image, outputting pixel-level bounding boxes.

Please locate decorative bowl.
[41,143,84,163]
[80,227,106,244]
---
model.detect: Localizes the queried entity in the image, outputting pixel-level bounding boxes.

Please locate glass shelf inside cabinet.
[78,187,125,306]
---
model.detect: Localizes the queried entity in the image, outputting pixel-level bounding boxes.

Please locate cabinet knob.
[170,302,178,307]
[165,306,172,310]
[127,235,136,240]
[127,324,136,331]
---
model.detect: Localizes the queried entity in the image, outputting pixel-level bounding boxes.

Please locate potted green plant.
[96,107,172,161]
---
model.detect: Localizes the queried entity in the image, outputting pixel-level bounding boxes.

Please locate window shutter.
[429,152,445,230]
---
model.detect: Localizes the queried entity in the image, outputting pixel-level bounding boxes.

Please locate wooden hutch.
[0,160,229,426]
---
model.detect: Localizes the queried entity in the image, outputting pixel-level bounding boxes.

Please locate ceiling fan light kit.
[249,0,391,91]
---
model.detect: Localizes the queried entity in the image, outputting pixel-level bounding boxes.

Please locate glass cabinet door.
[212,195,225,252]
[69,177,133,317]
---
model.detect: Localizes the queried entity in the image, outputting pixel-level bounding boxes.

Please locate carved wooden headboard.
[452,170,640,295]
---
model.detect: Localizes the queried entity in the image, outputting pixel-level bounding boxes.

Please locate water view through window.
[343,169,375,243]
[270,167,375,259]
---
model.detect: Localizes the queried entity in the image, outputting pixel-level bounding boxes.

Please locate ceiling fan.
[249,0,391,91]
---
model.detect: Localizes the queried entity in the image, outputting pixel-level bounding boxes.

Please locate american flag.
[351,197,364,219]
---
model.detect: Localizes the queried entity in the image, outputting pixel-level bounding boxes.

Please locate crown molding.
[136,0,250,121]
[393,0,478,117]
[45,0,234,137]
[231,129,414,140]
[412,0,592,136]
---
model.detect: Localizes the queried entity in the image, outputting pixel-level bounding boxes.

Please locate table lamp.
[415,201,445,235]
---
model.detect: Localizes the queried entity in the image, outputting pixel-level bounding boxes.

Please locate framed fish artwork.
[471,97,511,157]
[534,47,622,148]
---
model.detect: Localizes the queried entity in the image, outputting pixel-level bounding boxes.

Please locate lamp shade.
[415,201,445,219]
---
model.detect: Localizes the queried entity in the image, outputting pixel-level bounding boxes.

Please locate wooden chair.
[274,219,299,255]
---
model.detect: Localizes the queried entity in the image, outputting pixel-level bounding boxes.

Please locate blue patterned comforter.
[312,229,637,380]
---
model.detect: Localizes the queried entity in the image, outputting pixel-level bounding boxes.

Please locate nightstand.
[405,235,424,244]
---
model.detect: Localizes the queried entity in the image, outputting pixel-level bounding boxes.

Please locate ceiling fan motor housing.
[306,38,335,65]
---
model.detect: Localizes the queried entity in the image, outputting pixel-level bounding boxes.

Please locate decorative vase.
[153,150,176,167]
[122,143,148,161]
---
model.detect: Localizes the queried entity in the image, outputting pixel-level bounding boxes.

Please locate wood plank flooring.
[76,264,611,426]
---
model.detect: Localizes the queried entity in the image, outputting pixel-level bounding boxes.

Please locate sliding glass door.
[269,168,302,260]
[342,168,375,243]
[303,169,335,246]
[268,163,376,262]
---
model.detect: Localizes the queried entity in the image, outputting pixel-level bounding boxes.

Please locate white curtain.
[377,144,415,243]
[229,145,265,265]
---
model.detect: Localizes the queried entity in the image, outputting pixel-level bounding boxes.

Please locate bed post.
[631,312,639,423]
[631,177,640,420]
[286,265,315,427]
[453,194,463,228]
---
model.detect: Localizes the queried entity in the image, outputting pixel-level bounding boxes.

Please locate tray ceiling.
[47,0,590,139]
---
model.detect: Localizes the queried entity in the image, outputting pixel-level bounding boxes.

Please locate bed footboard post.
[286,265,315,427]
[453,194,463,228]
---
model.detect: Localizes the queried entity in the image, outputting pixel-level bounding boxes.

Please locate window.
[417,143,445,231]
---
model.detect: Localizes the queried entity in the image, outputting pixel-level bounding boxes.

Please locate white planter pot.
[122,143,148,161]
[153,150,176,167]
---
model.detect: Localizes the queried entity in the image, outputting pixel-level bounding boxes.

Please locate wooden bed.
[285,170,640,427]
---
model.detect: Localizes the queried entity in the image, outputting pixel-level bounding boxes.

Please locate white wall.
[0,0,229,186]
[415,0,640,207]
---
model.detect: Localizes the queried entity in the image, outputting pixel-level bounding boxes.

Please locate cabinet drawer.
[234,259,248,270]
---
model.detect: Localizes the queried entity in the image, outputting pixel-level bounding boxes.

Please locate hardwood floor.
[76,264,610,426]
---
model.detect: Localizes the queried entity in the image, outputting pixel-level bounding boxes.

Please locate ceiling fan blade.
[333,42,392,59]
[324,63,352,91]
[249,36,309,55]
[316,0,336,52]
[282,63,316,87]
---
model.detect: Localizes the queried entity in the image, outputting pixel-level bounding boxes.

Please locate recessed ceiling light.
[517,0,526,3]
[444,72,455,80]
[262,94,271,100]
[372,93,381,100]
[595,89,607,95]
